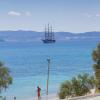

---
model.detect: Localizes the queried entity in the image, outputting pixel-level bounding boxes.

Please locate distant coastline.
[0,31,99,42]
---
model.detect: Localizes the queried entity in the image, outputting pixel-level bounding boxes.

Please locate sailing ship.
[42,24,56,43]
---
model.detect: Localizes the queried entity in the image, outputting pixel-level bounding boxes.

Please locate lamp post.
[46,58,50,95]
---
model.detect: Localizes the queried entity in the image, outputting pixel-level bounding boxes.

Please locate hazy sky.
[0,0,100,32]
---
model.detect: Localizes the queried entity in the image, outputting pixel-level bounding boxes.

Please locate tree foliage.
[0,61,12,93]
[59,73,95,99]
[92,43,100,91]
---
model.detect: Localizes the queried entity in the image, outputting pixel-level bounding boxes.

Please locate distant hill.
[0,31,99,42]
[55,31,100,40]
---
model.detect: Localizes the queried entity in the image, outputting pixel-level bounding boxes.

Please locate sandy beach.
[1,92,100,100]
[29,94,100,100]
[32,94,59,100]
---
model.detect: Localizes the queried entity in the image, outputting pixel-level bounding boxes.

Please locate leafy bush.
[59,81,72,99]
[0,61,13,93]
[92,43,100,91]
[59,73,95,99]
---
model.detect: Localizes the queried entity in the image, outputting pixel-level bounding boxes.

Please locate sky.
[0,0,100,32]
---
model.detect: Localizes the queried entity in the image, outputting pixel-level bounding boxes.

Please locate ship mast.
[43,24,56,43]
[50,26,53,40]
[45,26,47,40]
[48,23,50,40]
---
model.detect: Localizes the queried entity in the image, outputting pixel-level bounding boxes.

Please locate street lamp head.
[47,59,50,62]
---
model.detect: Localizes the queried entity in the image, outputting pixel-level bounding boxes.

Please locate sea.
[0,39,100,100]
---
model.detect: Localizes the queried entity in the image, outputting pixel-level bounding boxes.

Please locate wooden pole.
[47,59,50,95]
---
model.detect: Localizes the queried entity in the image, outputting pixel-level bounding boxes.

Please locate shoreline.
[1,92,100,100]
[24,93,100,100]
[28,94,59,100]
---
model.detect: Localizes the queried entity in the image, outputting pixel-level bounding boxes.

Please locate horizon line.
[0,30,99,34]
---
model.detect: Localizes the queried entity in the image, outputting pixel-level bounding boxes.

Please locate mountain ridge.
[0,31,99,42]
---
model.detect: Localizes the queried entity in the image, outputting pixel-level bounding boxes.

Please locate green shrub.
[59,80,72,99]
[59,73,95,99]
[92,43,100,91]
[0,61,12,93]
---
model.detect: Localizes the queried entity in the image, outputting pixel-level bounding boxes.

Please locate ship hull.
[42,39,56,43]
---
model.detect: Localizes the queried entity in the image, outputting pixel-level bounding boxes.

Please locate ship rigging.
[42,24,56,43]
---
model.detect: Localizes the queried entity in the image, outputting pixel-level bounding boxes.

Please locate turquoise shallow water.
[0,39,100,100]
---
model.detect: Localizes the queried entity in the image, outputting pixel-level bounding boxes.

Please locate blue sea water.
[0,39,100,100]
